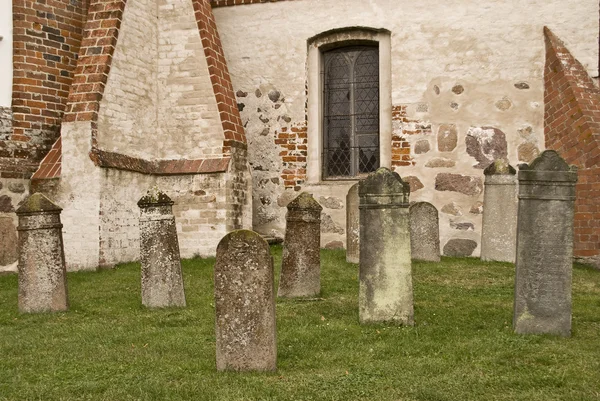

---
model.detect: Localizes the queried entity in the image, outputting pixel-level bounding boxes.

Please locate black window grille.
[322,45,380,179]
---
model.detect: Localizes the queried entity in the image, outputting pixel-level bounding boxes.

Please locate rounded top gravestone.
[359,167,410,208]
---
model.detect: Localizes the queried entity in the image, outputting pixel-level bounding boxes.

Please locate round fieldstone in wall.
[0,195,14,212]
[320,212,344,234]
[414,140,430,154]
[437,124,458,152]
[450,220,475,231]
[8,182,25,194]
[470,201,484,214]
[452,84,464,95]
[443,239,478,257]
[403,176,424,193]
[518,142,540,163]
[425,157,456,168]
[318,196,343,209]
[465,126,508,169]
[435,173,483,196]
[441,202,462,216]
[495,97,512,111]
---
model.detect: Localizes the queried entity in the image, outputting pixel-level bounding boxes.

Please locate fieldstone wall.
[213,0,598,254]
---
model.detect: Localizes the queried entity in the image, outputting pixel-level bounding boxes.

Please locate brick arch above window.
[306,27,392,183]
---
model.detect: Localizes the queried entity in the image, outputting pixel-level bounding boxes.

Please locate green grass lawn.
[0,246,599,401]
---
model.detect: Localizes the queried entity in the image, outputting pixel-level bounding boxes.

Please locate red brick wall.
[276,123,307,189]
[193,0,246,154]
[4,0,88,179]
[543,27,600,264]
[34,0,245,179]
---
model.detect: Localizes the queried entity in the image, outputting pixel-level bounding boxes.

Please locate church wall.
[213,0,599,255]
[97,0,225,160]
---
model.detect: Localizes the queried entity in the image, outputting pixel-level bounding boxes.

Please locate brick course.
[543,27,600,265]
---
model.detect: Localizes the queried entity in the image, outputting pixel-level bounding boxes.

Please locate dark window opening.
[322,45,380,179]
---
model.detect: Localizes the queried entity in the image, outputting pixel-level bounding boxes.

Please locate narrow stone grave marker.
[346,183,360,264]
[214,230,276,371]
[359,167,414,325]
[16,193,68,313]
[481,159,518,262]
[138,190,186,308]
[409,202,441,262]
[513,150,577,337]
[278,192,322,298]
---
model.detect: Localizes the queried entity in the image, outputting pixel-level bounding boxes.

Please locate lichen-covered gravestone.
[138,190,186,308]
[513,150,577,337]
[214,230,276,371]
[278,192,322,298]
[359,167,413,325]
[481,159,518,262]
[16,193,68,313]
[409,202,440,262]
[346,183,360,264]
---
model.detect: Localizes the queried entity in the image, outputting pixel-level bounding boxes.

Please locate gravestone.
[359,167,413,325]
[409,202,440,262]
[278,192,322,298]
[214,230,276,371]
[513,150,577,337]
[0,216,18,267]
[16,193,68,313]
[481,159,518,262]
[138,190,186,308]
[346,183,360,263]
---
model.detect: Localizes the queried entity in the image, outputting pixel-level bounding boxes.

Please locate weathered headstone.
[481,159,518,262]
[138,190,186,308]
[278,192,322,298]
[16,193,68,313]
[346,183,360,264]
[513,150,577,337]
[214,230,276,371]
[409,202,441,262]
[359,167,413,325]
[0,216,18,267]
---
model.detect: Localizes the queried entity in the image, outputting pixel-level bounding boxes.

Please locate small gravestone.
[409,202,440,262]
[346,183,360,263]
[278,192,322,298]
[16,193,68,313]
[214,230,276,371]
[513,150,577,337]
[359,167,413,325]
[481,159,518,262]
[138,190,186,308]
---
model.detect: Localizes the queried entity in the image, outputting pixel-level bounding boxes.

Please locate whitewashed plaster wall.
[97,0,225,160]
[214,0,599,255]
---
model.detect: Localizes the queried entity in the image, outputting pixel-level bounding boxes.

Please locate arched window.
[306,27,391,183]
[323,46,379,178]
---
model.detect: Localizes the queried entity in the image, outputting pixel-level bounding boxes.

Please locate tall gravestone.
[346,183,360,264]
[359,167,413,325]
[481,159,518,262]
[16,193,68,313]
[278,192,322,298]
[513,150,577,337]
[138,190,186,308]
[214,230,276,371]
[409,202,441,262]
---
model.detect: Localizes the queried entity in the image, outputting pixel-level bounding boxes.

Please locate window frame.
[306,27,392,183]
